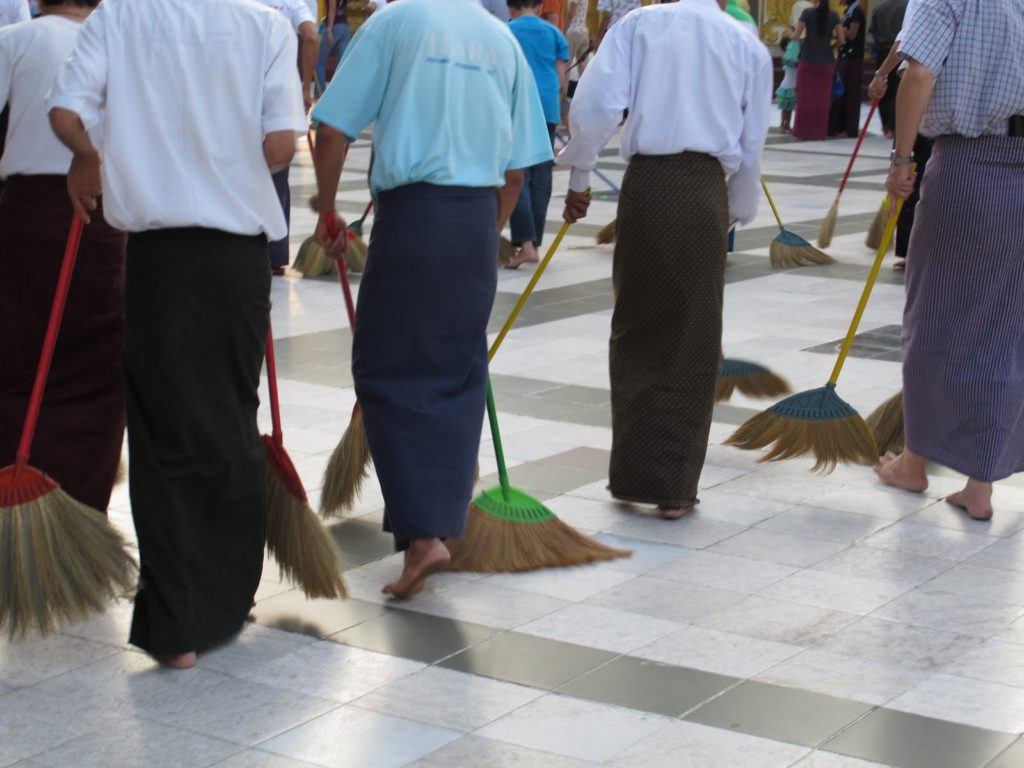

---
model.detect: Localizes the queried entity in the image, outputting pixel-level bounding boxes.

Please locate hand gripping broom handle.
[488,219,573,362]
[265,322,285,447]
[484,379,514,503]
[325,213,356,328]
[833,100,879,204]
[15,217,85,474]
[828,195,905,385]
[760,179,786,233]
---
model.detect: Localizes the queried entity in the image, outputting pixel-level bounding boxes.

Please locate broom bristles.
[726,410,878,473]
[770,231,835,268]
[866,391,904,457]
[818,202,838,249]
[346,235,368,273]
[320,408,372,517]
[865,204,888,251]
[446,503,630,572]
[265,467,348,600]
[497,236,516,267]
[595,220,616,245]
[0,481,137,639]
[715,377,736,403]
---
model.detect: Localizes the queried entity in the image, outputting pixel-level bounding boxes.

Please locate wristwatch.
[890,149,913,166]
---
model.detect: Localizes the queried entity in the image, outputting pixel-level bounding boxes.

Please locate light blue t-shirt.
[311,0,553,192]
[508,15,569,126]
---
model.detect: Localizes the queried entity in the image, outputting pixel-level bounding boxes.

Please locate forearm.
[894,61,933,157]
[49,107,98,158]
[877,41,901,79]
[314,122,348,216]
[299,33,317,100]
[497,169,524,230]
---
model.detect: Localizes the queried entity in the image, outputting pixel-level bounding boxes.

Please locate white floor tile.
[211,751,323,767]
[354,667,542,731]
[698,595,859,646]
[544,495,635,533]
[476,694,669,762]
[633,625,802,679]
[758,569,909,615]
[259,705,461,768]
[199,624,317,677]
[649,549,797,594]
[871,588,1024,638]
[518,604,681,654]
[810,545,956,589]
[403,580,571,630]
[405,735,597,767]
[605,720,809,768]
[688,490,795,527]
[925,563,1024,607]
[793,753,894,768]
[608,514,746,550]
[817,616,983,673]
[943,638,1024,688]
[586,576,746,624]
[970,536,1024,573]
[708,529,849,568]
[756,506,892,544]
[484,565,634,602]
[888,673,1024,733]
[862,522,997,562]
[0,634,121,688]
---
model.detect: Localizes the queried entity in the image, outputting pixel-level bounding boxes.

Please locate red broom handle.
[833,100,879,203]
[326,213,356,329]
[15,217,84,472]
[265,322,284,447]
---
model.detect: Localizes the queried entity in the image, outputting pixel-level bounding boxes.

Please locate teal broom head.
[769,228,835,268]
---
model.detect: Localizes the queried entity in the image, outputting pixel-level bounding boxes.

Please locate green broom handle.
[828,195,905,385]
[488,218,574,362]
[760,179,785,232]
[484,379,513,502]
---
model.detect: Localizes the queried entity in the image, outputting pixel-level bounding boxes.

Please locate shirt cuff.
[46,94,100,132]
[569,167,590,193]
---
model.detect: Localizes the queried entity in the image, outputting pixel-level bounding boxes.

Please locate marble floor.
[5,108,1024,768]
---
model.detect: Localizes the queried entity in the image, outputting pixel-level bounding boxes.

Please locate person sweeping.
[874,0,1024,523]
[48,0,307,668]
[559,0,772,520]
[311,0,552,599]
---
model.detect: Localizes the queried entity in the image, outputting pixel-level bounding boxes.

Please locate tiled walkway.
[5,111,1024,768]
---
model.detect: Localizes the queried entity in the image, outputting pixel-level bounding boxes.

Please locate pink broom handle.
[15,217,84,474]
[265,322,284,447]
[832,99,879,204]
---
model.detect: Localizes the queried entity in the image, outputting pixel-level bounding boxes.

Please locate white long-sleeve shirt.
[558,0,773,225]
[46,0,307,239]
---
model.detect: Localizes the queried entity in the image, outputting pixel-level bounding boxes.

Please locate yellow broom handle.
[760,179,786,231]
[828,195,904,385]
[488,220,572,362]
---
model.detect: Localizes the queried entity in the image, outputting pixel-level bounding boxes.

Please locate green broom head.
[595,219,616,245]
[717,358,792,402]
[769,228,835,268]
[866,390,904,457]
[0,464,137,639]
[818,201,839,249]
[447,486,631,573]
[725,383,878,472]
[865,204,888,251]
[319,405,371,518]
[498,236,516,267]
[263,436,348,599]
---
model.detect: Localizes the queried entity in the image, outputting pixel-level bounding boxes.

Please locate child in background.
[776,35,799,134]
[505,0,569,270]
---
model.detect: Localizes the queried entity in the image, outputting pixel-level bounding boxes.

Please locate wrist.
[890,148,913,167]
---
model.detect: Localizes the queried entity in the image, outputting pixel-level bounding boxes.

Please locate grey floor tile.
[328,609,499,663]
[684,681,872,747]
[497,397,579,421]
[252,592,385,638]
[526,385,610,407]
[439,631,616,690]
[823,708,1016,768]
[557,656,737,718]
[544,447,611,472]
[328,518,396,567]
[987,739,1024,768]
[505,462,607,496]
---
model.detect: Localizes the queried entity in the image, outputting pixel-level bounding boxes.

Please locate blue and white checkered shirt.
[900,0,1024,138]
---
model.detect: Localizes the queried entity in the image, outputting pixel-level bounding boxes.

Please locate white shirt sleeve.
[46,4,108,130]
[727,40,773,227]
[556,16,633,193]
[286,0,314,30]
[262,15,307,135]
[0,31,12,108]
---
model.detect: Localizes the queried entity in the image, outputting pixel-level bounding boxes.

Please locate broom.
[866,390,904,456]
[595,219,616,245]
[0,218,136,638]
[498,236,516,268]
[446,379,630,572]
[319,213,372,518]
[344,200,373,273]
[726,198,905,471]
[764,180,834,268]
[818,100,879,248]
[716,357,792,403]
[865,197,890,251]
[263,322,347,599]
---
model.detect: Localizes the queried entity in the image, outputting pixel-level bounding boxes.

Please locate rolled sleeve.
[287,0,315,30]
[262,16,307,135]
[45,6,108,130]
[310,15,388,141]
[507,44,554,171]
[898,0,956,75]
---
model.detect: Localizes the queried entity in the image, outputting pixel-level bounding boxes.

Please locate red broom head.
[262,435,308,503]
[0,464,58,507]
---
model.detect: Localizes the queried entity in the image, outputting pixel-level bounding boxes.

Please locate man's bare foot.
[875,450,929,493]
[659,505,694,520]
[505,242,540,270]
[383,538,450,600]
[947,479,994,521]
[160,652,197,670]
